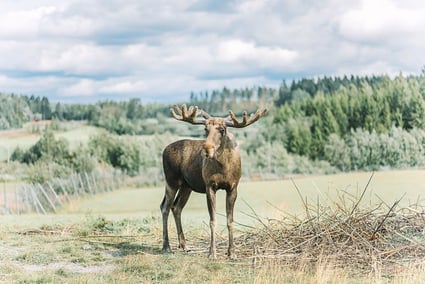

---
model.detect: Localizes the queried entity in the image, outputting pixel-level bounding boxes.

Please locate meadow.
[1,122,425,282]
[1,170,425,283]
[0,121,102,162]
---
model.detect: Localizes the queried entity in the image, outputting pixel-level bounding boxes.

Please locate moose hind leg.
[160,183,177,254]
[172,186,192,251]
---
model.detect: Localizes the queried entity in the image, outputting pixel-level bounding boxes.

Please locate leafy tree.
[54,103,64,120]
[0,93,32,129]
[11,131,71,165]
[276,80,292,106]
[323,134,351,171]
[88,132,141,175]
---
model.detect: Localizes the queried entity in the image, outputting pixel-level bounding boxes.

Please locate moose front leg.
[226,188,237,259]
[206,186,217,259]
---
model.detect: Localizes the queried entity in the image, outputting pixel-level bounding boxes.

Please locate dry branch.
[231,173,425,272]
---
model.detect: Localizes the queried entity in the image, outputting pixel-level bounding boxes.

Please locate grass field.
[1,170,425,283]
[2,169,424,234]
[0,121,102,161]
[2,125,425,282]
[63,169,425,227]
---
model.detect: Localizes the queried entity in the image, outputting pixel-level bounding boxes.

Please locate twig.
[241,199,281,245]
[217,211,256,229]
[370,197,402,240]
[349,171,374,217]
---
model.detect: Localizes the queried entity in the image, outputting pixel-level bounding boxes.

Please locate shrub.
[11,131,71,165]
[89,132,141,176]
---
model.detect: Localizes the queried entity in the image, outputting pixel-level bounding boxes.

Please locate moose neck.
[209,132,239,165]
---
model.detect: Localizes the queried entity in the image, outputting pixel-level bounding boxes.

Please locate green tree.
[19,131,70,165]
[54,103,64,120]
[89,132,141,175]
[324,134,351,171]
[40,96,52,119]
[309,115,325,160]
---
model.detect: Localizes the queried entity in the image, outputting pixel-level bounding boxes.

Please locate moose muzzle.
[203,143,215,159]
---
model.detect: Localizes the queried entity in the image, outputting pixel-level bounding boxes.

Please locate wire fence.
[1,169,124,215]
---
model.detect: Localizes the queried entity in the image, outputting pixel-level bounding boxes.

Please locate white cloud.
[0,6,57,38]
[61,78,147,97]
[62,79,96,97]
[0,0,424,103]
[41,44,118,74]
[338,0,425,43]
[0,40,120,75]
[216,39,298,67]
[99,80,146,94]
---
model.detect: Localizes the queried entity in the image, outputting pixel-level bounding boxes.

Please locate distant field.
[0,121,102,161]
[46,169,423,230]
[54,124,103,150]
[2,169,424,231]
[0,128,39,161]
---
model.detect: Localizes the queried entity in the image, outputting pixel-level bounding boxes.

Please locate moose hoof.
[162,247,173,254]
[208,253,217,260]
[228,253,237,260]
[182,247,192,253]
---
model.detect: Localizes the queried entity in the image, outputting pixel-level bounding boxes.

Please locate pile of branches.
[236,173,425,271]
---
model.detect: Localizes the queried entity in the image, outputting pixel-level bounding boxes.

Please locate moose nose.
[203,144,215,159]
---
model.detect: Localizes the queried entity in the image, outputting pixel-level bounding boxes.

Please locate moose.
[160,104,268,259]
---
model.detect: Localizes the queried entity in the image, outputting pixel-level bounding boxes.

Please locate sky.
[0,0,424,104]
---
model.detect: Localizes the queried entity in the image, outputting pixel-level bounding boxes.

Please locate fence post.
[14,187,20,215]
[57,179,72,203]
[28,185,42,214]
[71,175,81,197]
[78,174,87,195]
[38,183,57,213]
[3,182,8,214]
[91,172,99,193]
[23,186,31,213]
[47,182,63,206]
[84,173,93,195]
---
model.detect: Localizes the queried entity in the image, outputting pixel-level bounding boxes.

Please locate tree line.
[10,129,170,185]
[2,70,425,176]
[257,72,425,171]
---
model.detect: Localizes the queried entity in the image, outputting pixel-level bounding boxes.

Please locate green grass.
[1,170,425,282]
[0,121,102,161]
[54,124,103,149]
[60,169,425,227]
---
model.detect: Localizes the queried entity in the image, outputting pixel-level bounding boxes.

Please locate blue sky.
[0,0,424,103]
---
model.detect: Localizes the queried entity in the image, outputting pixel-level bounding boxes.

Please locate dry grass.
[227,172,425,278]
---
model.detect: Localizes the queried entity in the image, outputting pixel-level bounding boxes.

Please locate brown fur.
[160,104,267,259]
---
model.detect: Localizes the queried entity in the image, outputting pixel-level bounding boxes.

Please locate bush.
[243,141,337,178]
[11,131,71,165]
[24,162,73,183]
[323,127,425,171]
[89,132,141,176]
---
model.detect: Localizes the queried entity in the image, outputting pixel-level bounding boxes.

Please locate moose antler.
[170,104,210,125]
[225,108,268,128]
